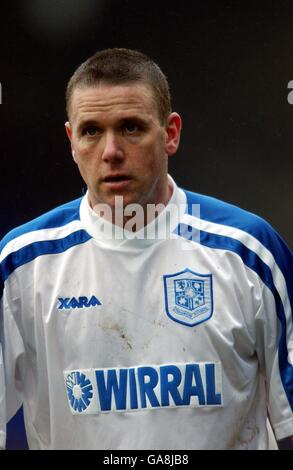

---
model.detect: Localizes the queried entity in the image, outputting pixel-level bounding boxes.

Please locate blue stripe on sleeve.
[1,230,92,283]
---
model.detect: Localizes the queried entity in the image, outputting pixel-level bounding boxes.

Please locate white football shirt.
[0,175,292,449]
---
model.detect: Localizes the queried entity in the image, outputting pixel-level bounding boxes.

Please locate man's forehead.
[70,82,156,115]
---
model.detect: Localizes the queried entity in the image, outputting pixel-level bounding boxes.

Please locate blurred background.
[0,0,292,450]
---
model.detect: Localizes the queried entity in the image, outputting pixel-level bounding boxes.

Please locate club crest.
[163,268,213,327]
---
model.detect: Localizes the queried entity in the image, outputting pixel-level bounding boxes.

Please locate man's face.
[65,83,181,212]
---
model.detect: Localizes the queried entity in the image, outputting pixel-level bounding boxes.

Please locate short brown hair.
[66,48,171,124]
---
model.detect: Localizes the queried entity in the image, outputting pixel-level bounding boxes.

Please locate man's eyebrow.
[77,115,150,130]
[119,116,150,126]
[76,119,100,130]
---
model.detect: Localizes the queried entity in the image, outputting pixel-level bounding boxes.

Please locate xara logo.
[58,296,102,310]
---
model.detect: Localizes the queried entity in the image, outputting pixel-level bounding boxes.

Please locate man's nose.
[101,132,124,163]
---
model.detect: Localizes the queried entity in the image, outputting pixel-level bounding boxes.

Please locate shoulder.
[182,189,292,257]
[181,189,293,302]
[184,189,273,240]
[0,197,83,252]
[0,197,91,284]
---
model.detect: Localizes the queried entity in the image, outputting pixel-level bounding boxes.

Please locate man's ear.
[165,113,182,156]
[65,121,76,160]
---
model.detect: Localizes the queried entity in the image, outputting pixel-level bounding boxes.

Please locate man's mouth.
[102,175,132,189]
[104,175,131,183]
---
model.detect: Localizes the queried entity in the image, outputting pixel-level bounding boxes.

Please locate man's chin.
[91,193,139,212]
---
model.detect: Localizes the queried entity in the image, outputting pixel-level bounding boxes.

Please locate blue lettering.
[58,296,102,309]
[96,369,127,411]
[89,295,102,307]
[205,363,222,405]
[138,367,160,408]
[69,297,80,309]
[129,368,138,410]
[82,363,222,414]
[79,297,89,308]
[182,364,205,405]
[58,298,70,309]
[160,365,183,406]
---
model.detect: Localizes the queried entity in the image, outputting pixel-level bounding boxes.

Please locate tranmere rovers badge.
[163,268,213,327]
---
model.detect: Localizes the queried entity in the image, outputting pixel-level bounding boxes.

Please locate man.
[0,48,292,450]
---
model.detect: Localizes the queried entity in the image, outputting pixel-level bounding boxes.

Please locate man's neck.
[88,180,173,232]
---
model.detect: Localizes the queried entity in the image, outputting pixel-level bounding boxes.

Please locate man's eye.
[84,126,99,136]
[124,123,140,134]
